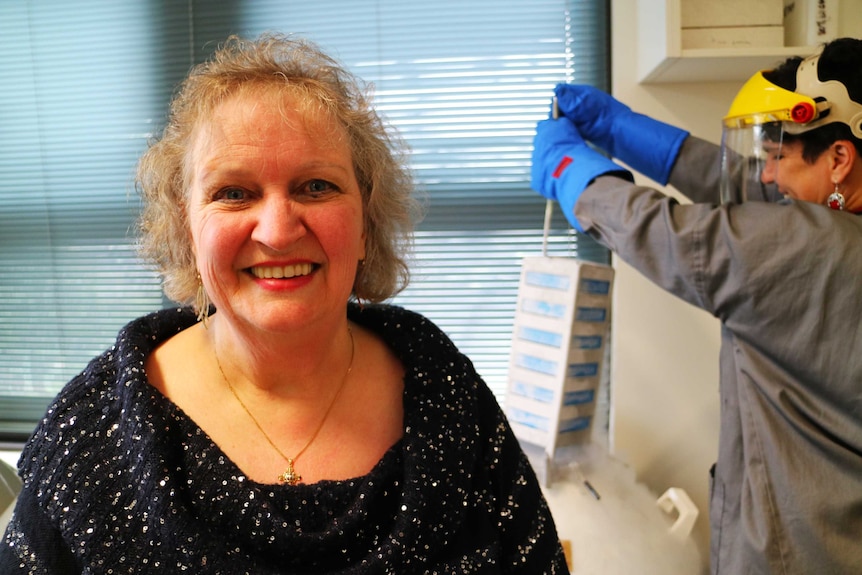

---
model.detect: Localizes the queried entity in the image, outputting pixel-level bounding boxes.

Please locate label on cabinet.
[682,26,785,49]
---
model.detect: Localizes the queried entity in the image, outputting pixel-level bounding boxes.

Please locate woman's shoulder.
[18,308,199,484]
[40,307,198,412]
[349,303,458,354]
[353,303,498,410]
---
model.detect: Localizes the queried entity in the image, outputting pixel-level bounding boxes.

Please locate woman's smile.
[249,262,315,280]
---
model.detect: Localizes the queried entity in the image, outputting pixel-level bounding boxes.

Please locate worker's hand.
[531,117,631,232]
[553,84,689,185]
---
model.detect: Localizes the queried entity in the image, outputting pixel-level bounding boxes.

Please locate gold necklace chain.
[214,327,354,485]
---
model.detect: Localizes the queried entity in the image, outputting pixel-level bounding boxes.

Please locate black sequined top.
[1,304,567,574]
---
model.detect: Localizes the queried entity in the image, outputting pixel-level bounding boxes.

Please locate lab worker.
[530,37,862,574]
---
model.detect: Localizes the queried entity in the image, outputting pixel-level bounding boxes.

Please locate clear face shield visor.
[720,117,787,204]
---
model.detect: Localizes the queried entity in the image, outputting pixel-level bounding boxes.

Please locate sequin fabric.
[1,304,567,574]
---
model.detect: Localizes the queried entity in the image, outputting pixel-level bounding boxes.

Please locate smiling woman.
[0,34,569,574]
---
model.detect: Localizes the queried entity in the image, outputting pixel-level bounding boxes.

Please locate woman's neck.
[205,311,354,398]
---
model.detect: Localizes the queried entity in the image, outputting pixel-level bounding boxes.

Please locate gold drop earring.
[195,274,211,326]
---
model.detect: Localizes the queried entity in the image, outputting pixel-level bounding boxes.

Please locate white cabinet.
[637,0,815,83]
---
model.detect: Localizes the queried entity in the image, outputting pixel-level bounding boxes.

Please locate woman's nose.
[760,160,776,184]
[251,194,305,250]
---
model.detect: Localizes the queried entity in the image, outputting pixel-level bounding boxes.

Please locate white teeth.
[251,263,313,279]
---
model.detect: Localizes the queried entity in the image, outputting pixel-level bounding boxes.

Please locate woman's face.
[187,88,365,335]
[760,139,834,204]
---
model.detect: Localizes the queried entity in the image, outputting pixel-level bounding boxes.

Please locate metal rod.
[541,97,560,257]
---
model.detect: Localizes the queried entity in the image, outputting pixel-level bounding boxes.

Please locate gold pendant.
[278,458,302,485]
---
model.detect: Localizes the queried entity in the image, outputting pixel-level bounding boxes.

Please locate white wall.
[608,3,731,559]
[0,452,17,469]
[608,0,862,567]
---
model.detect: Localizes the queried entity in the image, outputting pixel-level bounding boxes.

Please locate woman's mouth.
[249,263,314,279]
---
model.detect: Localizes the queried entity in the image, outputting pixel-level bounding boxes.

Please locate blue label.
[515,353,557,376]
[571,335,603,349]
[567,362,599,378]
[525,271,571,290]
[511,381,556,403]
[575,307,607,322]
[522,299,567,318]
[563,389,595,405]
[558,416,591,433]
[518,326,563,348]
[580,278,610,295]
[508,408,550,432]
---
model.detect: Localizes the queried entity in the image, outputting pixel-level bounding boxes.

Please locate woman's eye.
[306,179,337,197]
[216,187,246,201]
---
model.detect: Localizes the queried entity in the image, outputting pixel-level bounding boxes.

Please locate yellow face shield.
[722,71,817,130]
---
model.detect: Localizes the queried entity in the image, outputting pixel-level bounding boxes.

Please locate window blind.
[0,0,609,439]
[0,1,178,437]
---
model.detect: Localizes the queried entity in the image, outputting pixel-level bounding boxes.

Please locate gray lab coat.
[575,136,862,574]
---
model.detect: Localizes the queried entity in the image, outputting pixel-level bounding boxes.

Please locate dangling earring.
[195,275,211,327]
[827,180,845,211]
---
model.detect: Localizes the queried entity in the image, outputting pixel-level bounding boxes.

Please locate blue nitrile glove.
[531,117,632,232]
[554,84,688,185]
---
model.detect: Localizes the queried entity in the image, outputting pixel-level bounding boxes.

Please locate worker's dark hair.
[764,37,862,162]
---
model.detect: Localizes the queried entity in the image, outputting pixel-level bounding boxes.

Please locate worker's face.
[759,139,834,204]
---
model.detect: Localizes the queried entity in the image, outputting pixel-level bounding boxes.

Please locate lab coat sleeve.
[667,135,724,204]
[573,168,862,407]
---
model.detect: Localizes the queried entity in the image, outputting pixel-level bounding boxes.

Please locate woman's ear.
[830,140,857,181]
